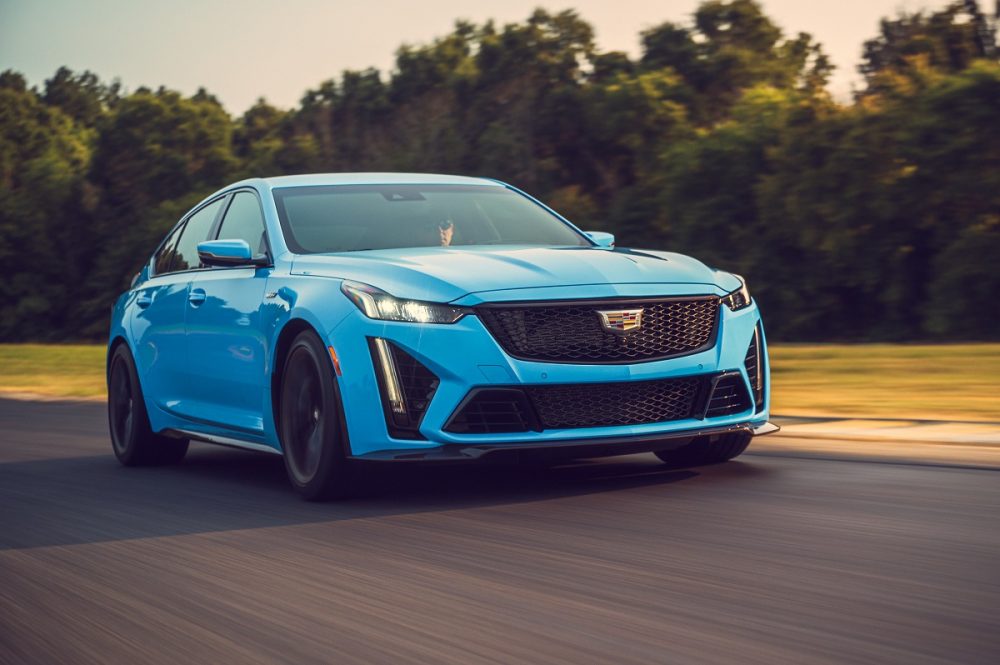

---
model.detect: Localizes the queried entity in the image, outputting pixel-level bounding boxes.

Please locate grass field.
[1,343,998,421]
[768,344,1000,421]
[0,344,108,400]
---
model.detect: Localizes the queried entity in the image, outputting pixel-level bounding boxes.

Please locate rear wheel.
[279,330,353,500]
[108,345,189,466]
[653,432,752,469]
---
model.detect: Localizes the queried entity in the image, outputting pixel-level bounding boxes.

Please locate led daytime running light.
[341,280,467,324]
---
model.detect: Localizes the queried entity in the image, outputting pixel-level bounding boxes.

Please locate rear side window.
[153,226,182,275]
[171,198,226,272]
[217,192,267,255]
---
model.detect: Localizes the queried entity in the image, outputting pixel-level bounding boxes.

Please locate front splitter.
[351,421,780,463]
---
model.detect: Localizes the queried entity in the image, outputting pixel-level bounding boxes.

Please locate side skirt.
[164,428,283,456]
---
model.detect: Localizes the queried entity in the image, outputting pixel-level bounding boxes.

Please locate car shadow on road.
[0,443,771,551]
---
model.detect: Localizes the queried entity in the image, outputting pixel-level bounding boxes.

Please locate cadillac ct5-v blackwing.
[107,173,777,499]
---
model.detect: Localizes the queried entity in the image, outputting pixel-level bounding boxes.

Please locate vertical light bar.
[373,338,406,415]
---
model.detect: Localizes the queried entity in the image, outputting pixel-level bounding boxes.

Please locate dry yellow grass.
[1,343,998,421]
[0,344,107,400]
[769,344,1000,421]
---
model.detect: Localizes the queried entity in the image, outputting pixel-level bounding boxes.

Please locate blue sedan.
[107,173,777,499]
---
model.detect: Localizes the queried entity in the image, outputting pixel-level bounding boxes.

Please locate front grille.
[704,374,752,418]
[477,297,719,364]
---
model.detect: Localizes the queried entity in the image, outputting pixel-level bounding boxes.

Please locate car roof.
[255,173,505,189]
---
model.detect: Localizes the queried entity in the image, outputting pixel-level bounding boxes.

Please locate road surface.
[1,399,997,664]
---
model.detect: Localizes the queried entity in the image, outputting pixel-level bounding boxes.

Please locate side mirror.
[585,231,615,248]
[197,239,268,267]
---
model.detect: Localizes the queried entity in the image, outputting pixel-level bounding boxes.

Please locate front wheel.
[279,330,353,500]
[653,432,752,469]
[108,345,189,466]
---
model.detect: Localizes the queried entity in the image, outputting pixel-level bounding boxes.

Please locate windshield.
[272,184,591,253]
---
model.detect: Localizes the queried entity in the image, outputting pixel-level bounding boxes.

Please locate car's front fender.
[258,274,355,445]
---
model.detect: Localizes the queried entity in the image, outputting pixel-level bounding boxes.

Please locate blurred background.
[2,6,999,662]
[0,0,998,418]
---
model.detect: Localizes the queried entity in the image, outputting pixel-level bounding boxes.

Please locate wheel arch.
[106,335,131,381]
[270,318,323,431]
[270,316,354,459]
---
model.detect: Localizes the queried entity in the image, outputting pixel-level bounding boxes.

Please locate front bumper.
[329,288,771,458]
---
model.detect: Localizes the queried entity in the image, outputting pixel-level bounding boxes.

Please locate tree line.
[1,0,997,341]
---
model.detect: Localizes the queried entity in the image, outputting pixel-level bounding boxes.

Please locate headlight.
[721,276,751,311]
[341,280,467,324]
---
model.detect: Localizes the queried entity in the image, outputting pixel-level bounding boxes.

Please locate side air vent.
[703,373,752,418]
[369,339,440,439]
[444,389,539,434]
[743,325,765,411]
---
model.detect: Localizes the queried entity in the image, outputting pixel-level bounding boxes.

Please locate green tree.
[79,88,237,335]
[860,0,998,96]
[0,1,997,342]
[0,72,93,339]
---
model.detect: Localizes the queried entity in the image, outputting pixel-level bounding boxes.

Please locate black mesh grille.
[391,345,440,416]
[445,390,537,434]
[477,297,719,363]
[447,375,708,432]
[743,327,764,410]
[527,377,703,428]
[704,374,752,418]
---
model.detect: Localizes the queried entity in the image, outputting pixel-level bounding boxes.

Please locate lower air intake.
[526,377,703,429]
[445,375,706,433]
[445,389,538,434]
[704,373,752,418]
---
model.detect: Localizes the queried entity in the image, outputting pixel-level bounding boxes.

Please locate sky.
[1,0,938,114]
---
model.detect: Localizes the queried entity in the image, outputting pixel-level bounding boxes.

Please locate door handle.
[136,293,152,309]
[188,288,206,306]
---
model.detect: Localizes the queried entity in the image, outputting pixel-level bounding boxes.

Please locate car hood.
[290,245,740,303]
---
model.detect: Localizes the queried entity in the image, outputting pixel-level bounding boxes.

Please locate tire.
[108,345,189,466]
[653,431,752,469]
[278,330,353,500]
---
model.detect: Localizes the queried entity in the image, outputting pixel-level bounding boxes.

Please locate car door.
[183,190,272,436]
[131,197,227,416]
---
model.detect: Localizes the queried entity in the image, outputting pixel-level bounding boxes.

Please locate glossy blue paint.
[182,265,270,436]
[109,173,771,458]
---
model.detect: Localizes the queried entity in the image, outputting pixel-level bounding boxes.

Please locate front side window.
[272,184,591,254]
[171,197,226,272]
[217,192,267,255]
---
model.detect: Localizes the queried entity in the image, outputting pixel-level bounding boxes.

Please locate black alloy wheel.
[107,345,189,466]
[279,330,352,500]
[108,355,135,455]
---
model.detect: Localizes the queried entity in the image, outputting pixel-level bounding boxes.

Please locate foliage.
[0,1,996,341]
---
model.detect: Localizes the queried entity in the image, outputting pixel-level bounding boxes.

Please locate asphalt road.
[1,399,997,665]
